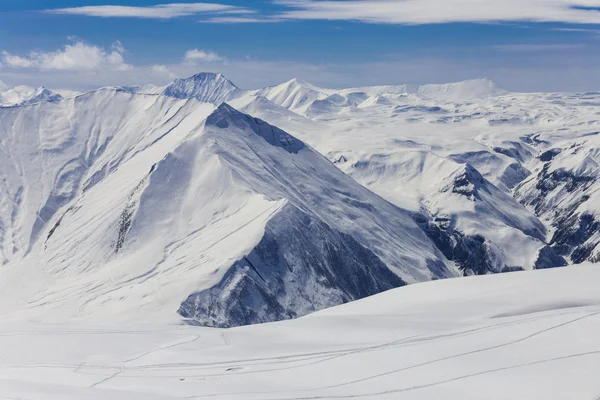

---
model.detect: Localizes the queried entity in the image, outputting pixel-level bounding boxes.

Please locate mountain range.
[0,72,598,327]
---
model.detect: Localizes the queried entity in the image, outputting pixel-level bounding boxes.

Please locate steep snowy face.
[329,149,548,275]
[162,72,241,104]
[515,134,600,264]
[0,88,214,264]
[0,93,454,327]
[175,104,454,326]
[0,86,63,107]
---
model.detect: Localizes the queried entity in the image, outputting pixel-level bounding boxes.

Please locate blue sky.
[2,0,600,91]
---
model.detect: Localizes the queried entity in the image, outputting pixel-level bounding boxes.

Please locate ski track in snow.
[1,266,600,399]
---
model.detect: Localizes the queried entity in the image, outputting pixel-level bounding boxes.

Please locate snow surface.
[0,264,599,399]
[0,85,63,107]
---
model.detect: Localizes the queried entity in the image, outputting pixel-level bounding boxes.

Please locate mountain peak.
[284,77,322,91]
[189,72,234,84]
[206,103,305,154]
[0,85,63,107]
[286,77,306,86]
[162,72,240,104]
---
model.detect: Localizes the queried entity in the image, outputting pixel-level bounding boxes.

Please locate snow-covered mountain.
[1,72,598,328]
[0,85,63,107]
[252,78,329,113]
[0,87,455,327]
[515,133,600,264]
[160,74,591,277]
[162,72,242,104]
[1,72,598,399]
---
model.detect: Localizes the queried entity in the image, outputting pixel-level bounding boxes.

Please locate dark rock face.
[179,205,406,328]
[550,212,599,263]
[535,246,568,270]
[441,164,488,201]
[413,213,506,276]
[516,158,599,264]
[452,234,495,276]
[533,165,595,208]
[501,266,524,273]
[539,149,562,162]
[520,134,549,146]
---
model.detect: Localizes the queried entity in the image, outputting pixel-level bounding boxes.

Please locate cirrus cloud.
[275,0,600,25]
[45,3,253,19]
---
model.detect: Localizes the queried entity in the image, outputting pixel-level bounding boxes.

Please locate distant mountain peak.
[189,72,235,84]
[416,78,507,101]
[285,77,308,86]
[0,85,63,107]
[162,72,240,104]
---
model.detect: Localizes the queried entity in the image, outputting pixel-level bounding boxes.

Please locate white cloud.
[183,49,227,63]
[1,41,130,71]
[3,39,600,94]
[46,3,252,19]
[275,0,600,25]
[151,64,177,79]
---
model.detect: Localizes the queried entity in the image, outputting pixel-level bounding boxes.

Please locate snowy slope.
[162,72,242,104]
[0,263,598,399]
[224,76,599,274]
[0,85,63,107]
[416,78,507,101]
[0,89,455,327]
[252,78,330,113]
[515,132,600,264]
[340,150,548,273]
[2,72,599,327]
[140,73,598,275]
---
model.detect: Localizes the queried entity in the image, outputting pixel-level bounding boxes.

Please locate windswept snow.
[163,72,242,104]
[0,85,63,107]
[0,264,599,399]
